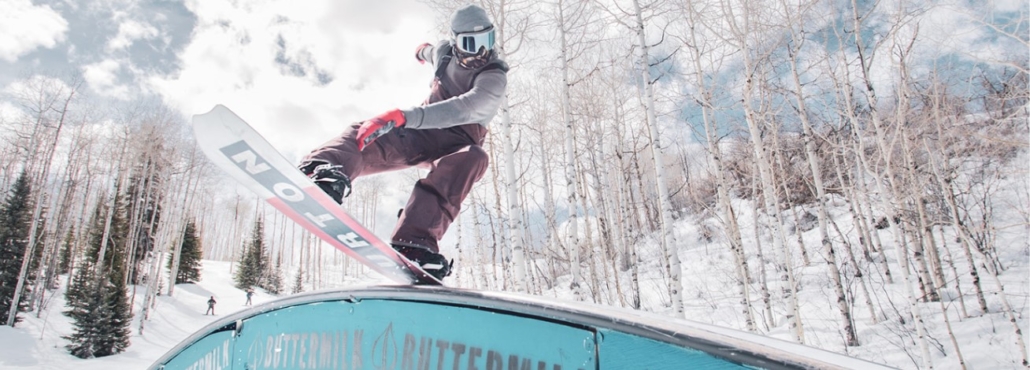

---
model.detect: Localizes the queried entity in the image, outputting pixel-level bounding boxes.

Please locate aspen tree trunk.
[720,0,803,339]
[537,123,560,254]
[781,11,858,344]
[66,169,96,291]
[958,213,1029,366]
[596,133,628,306]
[140,160,191,330]
[848,0,932,364]
[608,83,641,307]
[577,164,601,303]
[631,0,683,316]
[166,147,201,297]
[936,226,969,318]
[559,1,583,295]
[825,47,893,280]
[93,129,134,286]
[6,84,77,326]
[46,130,86,278]
[750,177,775,331]
[484,138,506,288]
[900,134,941,302]
[828,215,880,325]
[473,203,491,289]
[925,144,988,314]
[676,0,755,330]
[455,213,465,287]
[497,80,526,292]
[831,149,876,263]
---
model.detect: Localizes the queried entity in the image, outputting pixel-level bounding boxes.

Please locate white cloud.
[107,19,161,52]
[150,0,442,158]
[0,0,69,62]
[83,59,130,99]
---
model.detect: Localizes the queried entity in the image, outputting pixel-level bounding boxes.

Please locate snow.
[0,162,1026,369]
[0,261,384,370]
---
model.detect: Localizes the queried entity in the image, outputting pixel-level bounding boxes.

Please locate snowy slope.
[0,260,386,369]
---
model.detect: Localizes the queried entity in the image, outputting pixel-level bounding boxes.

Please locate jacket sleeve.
[416,40,449,66]
[415,44,435,65]
[401,68,507,129]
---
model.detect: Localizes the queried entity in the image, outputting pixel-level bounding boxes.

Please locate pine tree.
[63,258,99,358]
[58,228,75,275]
[291,266,304,294]
[234,219,265,290]
[0,171,34,326]
[262,254,284,295]
[94,277,131,356]
[63,193,133,358]
[168,220,202,284]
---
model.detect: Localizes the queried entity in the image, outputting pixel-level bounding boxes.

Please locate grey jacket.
[401,41,508,130]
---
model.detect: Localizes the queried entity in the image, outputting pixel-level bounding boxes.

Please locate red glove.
[356,109,406,151]
[415,43,432,64]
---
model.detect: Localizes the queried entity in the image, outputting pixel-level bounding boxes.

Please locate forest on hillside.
[0,0,1026,367]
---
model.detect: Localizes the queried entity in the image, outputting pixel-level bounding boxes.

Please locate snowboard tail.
[192,105,442,285]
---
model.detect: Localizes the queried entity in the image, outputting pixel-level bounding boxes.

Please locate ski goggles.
[454,27,495,54]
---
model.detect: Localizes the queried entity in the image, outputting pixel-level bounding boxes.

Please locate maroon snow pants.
[302,122,489,252]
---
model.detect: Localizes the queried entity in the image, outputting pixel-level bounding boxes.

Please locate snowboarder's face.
[457,48,492,69]
[454,27,495,69]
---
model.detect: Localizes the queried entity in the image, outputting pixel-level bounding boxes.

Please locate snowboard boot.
[392,244,453,282]
[299,160,352,203]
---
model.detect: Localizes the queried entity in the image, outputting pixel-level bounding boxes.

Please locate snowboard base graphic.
[192,104,442,285]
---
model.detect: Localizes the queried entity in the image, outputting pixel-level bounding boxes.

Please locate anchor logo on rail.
[217,140,396,270]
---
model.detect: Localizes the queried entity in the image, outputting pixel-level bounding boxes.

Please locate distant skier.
[299,4,508,281]
[245,289,254,306]
[206,296,216,315]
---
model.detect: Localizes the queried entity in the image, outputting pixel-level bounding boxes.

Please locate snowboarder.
[299,4,508,281]
[205,296,216,315]
[245,289,254,306]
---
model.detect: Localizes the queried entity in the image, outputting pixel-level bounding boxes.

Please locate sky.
[0,0,449,161]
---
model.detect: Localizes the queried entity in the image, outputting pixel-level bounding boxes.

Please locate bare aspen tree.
[824,58,894,284]
[749,170,774,331]
[622,0,683,316]
[778,0,858,346]
[718,0,803,341]
[603,59,643,308]
[558,1,584,296]
[925,143,988,315]
[6,77,79,327]
[165,144,203,297]
[673,0,756,331]
[847,0,933,365]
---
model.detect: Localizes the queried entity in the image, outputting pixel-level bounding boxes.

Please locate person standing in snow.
[245,289,253,306]
[206,296,216,315]
[298,4,508,281]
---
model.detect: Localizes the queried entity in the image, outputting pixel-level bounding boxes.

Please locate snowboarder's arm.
[401,69,506,129]
[415,43,433,65]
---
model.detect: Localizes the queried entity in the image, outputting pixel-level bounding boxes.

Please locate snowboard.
[191,104,442,285]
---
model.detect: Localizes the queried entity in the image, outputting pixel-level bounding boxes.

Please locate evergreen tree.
[291,266,304,294]
[167,220,202,284]
[94,277,131,356]
[262,254,284,295]
[63,258,99,358]
[234,219,265,290]
[63,192,132,358]
[0,171,34,326]
[58,228,75,275]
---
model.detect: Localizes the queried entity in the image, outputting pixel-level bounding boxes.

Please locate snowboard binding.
[392,244,453,282]
[299,160,352,203]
